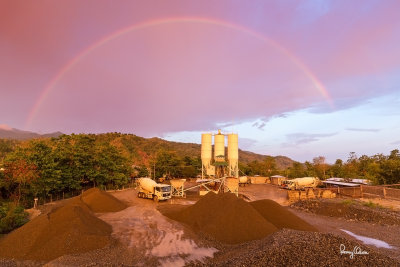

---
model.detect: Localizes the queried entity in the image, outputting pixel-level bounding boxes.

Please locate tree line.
[1,133,399,207]
[283,150,400,185]
[0,134,131,206]
[236,151,400,185]
[0,134,204,207]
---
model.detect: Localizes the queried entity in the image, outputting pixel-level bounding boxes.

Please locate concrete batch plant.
[201,130,239,178]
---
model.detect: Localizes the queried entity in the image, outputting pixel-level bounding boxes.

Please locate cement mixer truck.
[137,178,172,202]
[281,177,320,190]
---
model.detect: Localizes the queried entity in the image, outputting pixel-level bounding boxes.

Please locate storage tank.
[139,178,157,192]
[201,133,212,168]
[239,176,248,184]
[228,133,239,177]
[214,130,225,160]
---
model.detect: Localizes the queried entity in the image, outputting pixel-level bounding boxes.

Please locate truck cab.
[137,177,172,202]
[281,180,294,190]
[154,185,172,202]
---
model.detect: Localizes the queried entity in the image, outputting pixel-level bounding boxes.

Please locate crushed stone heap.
[0,188,127,261]
[164,192,317,244]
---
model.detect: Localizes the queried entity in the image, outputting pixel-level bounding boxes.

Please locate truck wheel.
[153,196,159,203]
[137,192,141,198]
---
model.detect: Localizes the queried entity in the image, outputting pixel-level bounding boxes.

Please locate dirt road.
[99,189,217,267]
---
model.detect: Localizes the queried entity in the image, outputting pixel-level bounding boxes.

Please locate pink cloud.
[1,1,399,135]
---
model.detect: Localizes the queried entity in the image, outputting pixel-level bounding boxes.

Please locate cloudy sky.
[1,0,399,162]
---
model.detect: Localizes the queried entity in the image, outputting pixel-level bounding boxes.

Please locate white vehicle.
[137,177,172,202]
[281,177,320,190]
[239,176,250,186]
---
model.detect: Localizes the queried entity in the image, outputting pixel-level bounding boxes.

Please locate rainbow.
[25,16,334,129]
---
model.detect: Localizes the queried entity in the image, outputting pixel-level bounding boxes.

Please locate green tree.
[154,150,182,178]
[247,160,265,176]
[304,161,316,177]
[330,159,344,177]
[4,159,38,204]
[27,141,62,198]
[344,152,359,178]
[134,165,149,177]
[380,149,400,184]
[287,162,306,178]
[313,156,327,179]
[73,135,98,186]
[238,162,251,176]
[94,142,131,188]
[264,156,277,176]
[53,135,82,191]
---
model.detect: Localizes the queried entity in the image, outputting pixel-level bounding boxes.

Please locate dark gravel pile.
[250,199,318,231]
[291,199,400,225]
[81,187,128,213]
[164,192,278,244]
[0,196,112,261]
[163,192,322,244]
[191,229,400,267]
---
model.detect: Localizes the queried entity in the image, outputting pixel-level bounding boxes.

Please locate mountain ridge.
[0,125,63,140]
[0,126,295,169]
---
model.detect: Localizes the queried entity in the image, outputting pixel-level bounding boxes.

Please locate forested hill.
[0,125,63,140]
[93,133,295,170]
[0,132,294,170]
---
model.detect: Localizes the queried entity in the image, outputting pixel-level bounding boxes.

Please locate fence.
[313,187,338,195]
[289,185,400,201]
[30,181,137,208]
[337,187,362,198]
[361,185,400,200]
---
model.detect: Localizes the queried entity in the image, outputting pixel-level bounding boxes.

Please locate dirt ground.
[102,185,400,265]
[238,184,400,262]
[43,188,216,267]
[358,197,400,211]
[1,183,400,266]
[290,207,400,261]
[239,183,289,205]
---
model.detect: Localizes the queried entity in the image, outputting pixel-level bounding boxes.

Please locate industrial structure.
[201,130,239,179]
[155,130,240,199]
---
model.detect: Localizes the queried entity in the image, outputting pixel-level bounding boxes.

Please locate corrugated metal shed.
[322,181,360,187]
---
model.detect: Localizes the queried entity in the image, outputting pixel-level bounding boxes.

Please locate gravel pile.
[291,199,400,225]
[163,192,318,244]
[0,190,119,261]
[250,199,317,231]
[164,192,278,244]
[81,187,128,213]
[191,229,400,267]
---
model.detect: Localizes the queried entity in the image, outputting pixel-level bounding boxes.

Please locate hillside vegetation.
[0,133,293,208]
[2,133,398,210]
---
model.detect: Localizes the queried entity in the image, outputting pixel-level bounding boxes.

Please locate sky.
[1,0,400,163]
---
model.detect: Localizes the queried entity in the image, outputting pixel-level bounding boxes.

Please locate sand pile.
[164,192,318,244]
[250,199,317,232]
[81,188,127,213]
[0,196,112,261]
[165,192,278,244]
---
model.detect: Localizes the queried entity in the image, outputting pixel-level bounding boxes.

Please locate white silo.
[201,133,212,177]
[214,130,225,160]
[228,133,239,177]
